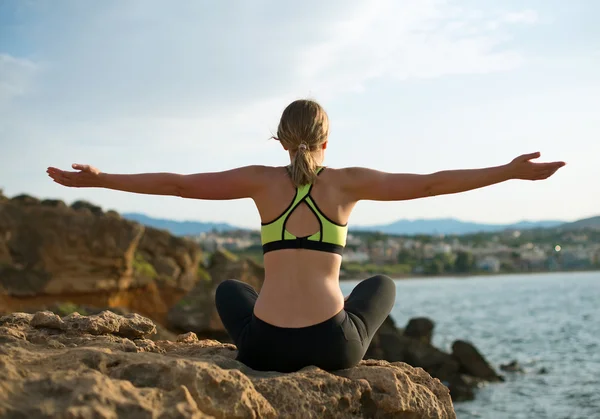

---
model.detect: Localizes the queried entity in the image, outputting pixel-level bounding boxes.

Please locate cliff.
[0,311,456,419]
[0,195,205,325]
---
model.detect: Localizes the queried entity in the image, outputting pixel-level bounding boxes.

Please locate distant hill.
[350,218,565,236]
[559,216,600,231]
[123,212,599,237]
[122,213,239,236]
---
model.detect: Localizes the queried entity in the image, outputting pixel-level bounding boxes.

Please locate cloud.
[297,0,525,89]
[1,0,539,153]
[0,54,37,107]
[502,10,539,25]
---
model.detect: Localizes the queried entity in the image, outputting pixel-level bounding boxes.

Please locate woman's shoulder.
[320,166,372,183]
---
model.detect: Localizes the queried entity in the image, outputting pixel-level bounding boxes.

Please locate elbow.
[174,184,190,198]
[173,175,188,198]
[423,183,436,197]
[422,179,440,198]
[422,172,449,197]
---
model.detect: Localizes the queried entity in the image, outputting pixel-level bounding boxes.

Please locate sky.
[1,0,599,229]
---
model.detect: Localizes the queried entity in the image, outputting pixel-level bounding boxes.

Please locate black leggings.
[215,275,396,372]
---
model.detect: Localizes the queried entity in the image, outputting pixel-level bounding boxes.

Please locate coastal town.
[191,228,600,277]
[188,224,600,278]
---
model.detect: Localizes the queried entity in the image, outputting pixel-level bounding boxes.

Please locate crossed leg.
[344,274,396,344]
[215,279,258,344]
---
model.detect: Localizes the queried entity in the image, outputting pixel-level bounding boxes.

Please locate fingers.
[533,162,565,180]
[72,163,89,171]
[521,152,541,161]
[46,167,76,187]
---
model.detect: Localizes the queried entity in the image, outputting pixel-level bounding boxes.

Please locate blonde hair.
[274,99,329,187]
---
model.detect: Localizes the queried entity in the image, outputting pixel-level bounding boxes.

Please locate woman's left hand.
[47,164,103,188]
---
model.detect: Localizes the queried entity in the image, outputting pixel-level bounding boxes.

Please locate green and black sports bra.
[260,167,348,255]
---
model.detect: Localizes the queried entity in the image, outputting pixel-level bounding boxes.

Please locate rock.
[71,200,104,215]
[40,199,67,208]
[452,340,504,382]
[500,360,525,373]
[404,317,435,344]
[366,316,503,401]
[136,226,203,292]
[58,311,156,338]
[447,375,482,402]
[177,332,199,343]
[367,316,460,382]
[0,312,34,327]
[0,311,456,419]
[10,194,40,205]
[168,249,264,337]
[0,195,207,325]
[105,209,121,219]
[46,304,177,342]
[31,311,65,330]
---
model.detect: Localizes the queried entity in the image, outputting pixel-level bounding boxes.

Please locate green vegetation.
[454,251,475,273]
[230,245,264,265]
[133,252,157,278]
[222,226,599,278]
[55,302,88,316]
[216,247,239,262]
[197,264,212,282]
[176,296,193,308]
[342,262,412,277]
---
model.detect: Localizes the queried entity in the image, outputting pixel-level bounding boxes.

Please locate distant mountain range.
[350,218,566,235]
[123,212,600,237]
[122,213,238,236]
[559,216,600,231]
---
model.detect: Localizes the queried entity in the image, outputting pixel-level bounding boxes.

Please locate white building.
[343,250,370,263]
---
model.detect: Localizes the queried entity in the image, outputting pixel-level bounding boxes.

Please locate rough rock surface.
[168,249,265,338]
[366,316,502,402]
[0,195,204,324]
[0,311,456,419]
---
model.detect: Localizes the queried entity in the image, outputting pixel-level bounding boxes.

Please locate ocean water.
[340,271,600,419]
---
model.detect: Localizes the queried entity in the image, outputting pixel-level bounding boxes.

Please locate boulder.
[0,311,456,419]
[10,194,40,205]
[70,200,104,215]
[367,316,501,401]
[404,317,434,344]
[452,340,504,382]
[500,360,525,373]
[40,199,68,209]
[168,249,264,337]
[0,196,207,325]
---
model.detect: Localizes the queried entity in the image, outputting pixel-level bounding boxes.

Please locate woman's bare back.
[252,166,356,327]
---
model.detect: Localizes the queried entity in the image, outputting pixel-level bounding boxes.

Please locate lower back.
[254,250,345,327]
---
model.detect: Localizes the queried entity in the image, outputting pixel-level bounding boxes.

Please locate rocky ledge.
[0,311,456,419]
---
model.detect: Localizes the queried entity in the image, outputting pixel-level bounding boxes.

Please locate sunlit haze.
[1,0,598,229]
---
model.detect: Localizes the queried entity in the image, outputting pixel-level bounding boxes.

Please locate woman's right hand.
[507,152,566,181]
[47,164,103,188]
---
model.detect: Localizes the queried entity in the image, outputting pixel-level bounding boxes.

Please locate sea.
[340,271,600,419]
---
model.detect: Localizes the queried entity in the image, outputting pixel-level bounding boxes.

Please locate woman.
[47,99,565,373]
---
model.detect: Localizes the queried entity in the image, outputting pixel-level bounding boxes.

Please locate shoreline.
[339,268,600,281]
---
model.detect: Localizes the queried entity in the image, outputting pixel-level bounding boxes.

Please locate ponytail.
[288,143,318,187]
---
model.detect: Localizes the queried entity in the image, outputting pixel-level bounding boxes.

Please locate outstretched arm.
[47,164,267,200]
[343,152,566,202]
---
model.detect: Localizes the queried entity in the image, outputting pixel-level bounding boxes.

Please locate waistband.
[251,309,346,334]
